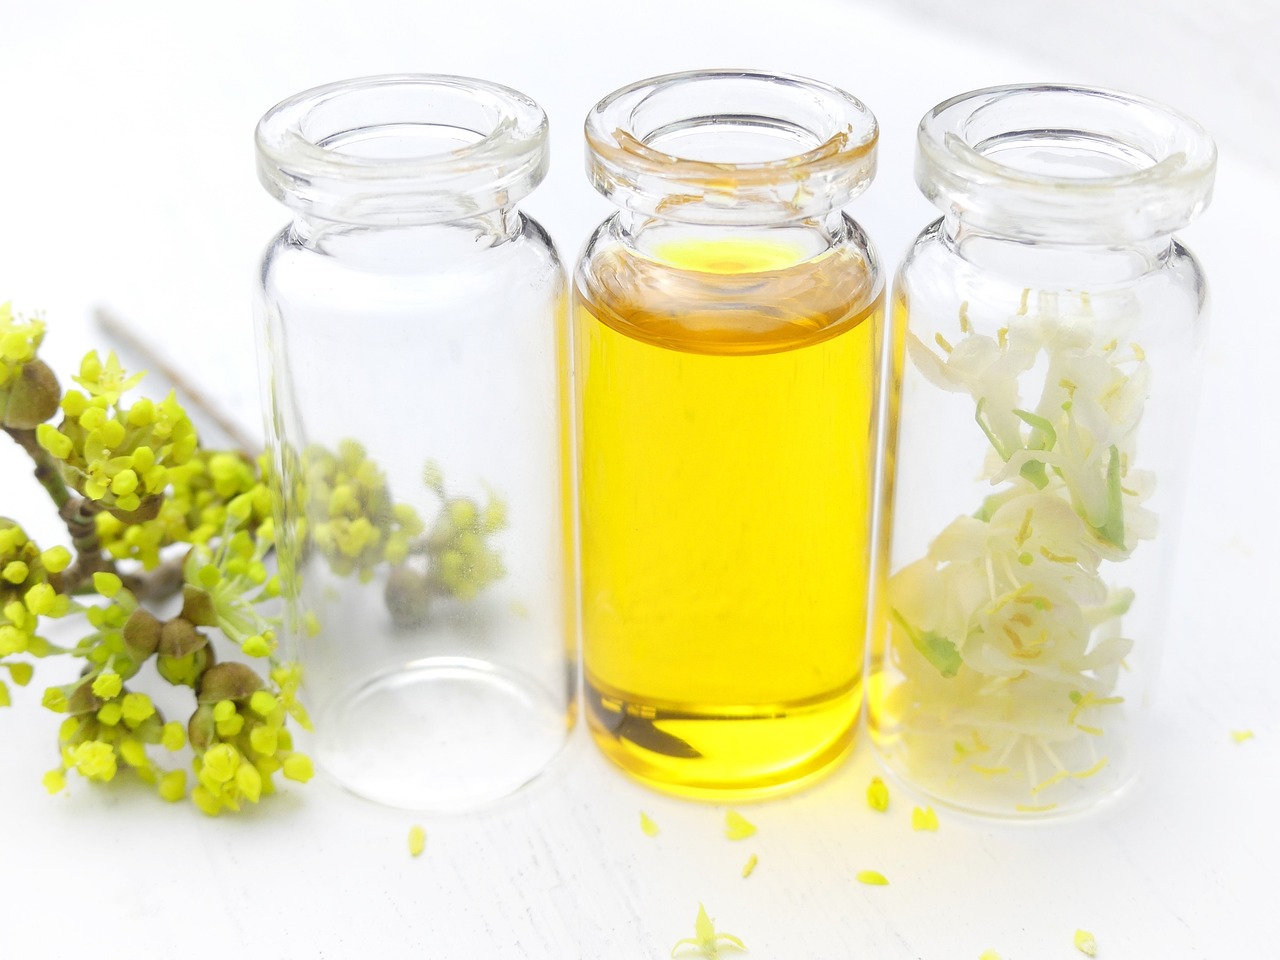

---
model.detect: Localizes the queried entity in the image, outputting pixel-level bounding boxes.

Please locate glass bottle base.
[585,679,859,800]
[868,689,1137,820]
[872,753,1139,822]
[314,657,571,810]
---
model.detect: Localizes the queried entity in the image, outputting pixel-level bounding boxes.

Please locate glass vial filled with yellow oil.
[573,70,883,798]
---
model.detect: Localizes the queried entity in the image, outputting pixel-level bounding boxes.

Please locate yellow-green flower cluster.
[183,518,280,660]
[95,450,270,570]
[40,577,187,796]
[0,519,73,707]
[383,483,507,627]
[44,573,146,691]
[381,465,510,627]
[303,440,424,581]
[36,351,197,519]
[43,687,186,797]
[187,662,312,816]
[3,308,323,817]
[276,445,506,631]
[0,302,44,389]
[425,492,507,602]
[0,303,61,430]
[35,571,313,813]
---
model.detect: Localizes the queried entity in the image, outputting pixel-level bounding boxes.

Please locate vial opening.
[586,70,878,226]
[256,75,548,226]
[314,123,487,160]
[917,84,1216,243]
[975,132,1157,180]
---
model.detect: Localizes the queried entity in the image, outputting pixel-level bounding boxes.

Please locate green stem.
[122,555,186,603]
[974,399,1011,460]
[1094,445,1127,548]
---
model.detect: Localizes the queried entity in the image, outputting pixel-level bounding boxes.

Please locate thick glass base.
[868,674,1137,820]
[585,679,858,800]
[872,752,1139,822]
[315,657,570,810]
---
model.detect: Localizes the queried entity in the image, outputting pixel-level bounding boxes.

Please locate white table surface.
[1,2,1276,958]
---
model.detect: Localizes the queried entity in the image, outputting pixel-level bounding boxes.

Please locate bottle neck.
[941,212,1174,287]
[613,209,852,267]
[294,206,522,264]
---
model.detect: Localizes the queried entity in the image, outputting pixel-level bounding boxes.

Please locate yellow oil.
[574,234,882,798]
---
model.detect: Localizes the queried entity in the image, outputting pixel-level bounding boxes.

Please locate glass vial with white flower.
[254,75,574,810]
[576,70,882,798]
[870,84,1215,817]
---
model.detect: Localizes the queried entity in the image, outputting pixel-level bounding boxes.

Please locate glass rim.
[255,74,549,225]
[584,69,878,225]
[916,83,1217,242]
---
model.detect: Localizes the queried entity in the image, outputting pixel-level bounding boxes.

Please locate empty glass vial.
[870,84,1216,817]
[575,70,882,798]
[254,75,573,809]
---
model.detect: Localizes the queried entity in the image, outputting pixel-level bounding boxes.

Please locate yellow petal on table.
[640,811,660,837]
[1231,729,1254,744]
[856,870,889,886]
[741,854,758,878]
[1074,928,1098,956]
[407,825,426,858]
[911,806,939,831]
[867,776,889,812]
[724,810,757,840]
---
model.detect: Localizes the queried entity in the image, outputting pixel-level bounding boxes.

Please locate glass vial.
[254,75,574,810]
[870,84,1216,817]
[574,70,882,798]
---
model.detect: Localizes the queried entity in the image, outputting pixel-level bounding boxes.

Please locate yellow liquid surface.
[575,236,882,797]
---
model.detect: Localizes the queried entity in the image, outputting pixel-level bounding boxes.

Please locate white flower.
[884,294,1153,799]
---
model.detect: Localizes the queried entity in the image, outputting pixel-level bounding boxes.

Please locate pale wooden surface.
[1,2,1276,957]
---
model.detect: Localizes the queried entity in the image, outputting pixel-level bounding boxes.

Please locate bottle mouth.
[585,69,878,226]
[916,84,1216,242]
[255,74,548,225]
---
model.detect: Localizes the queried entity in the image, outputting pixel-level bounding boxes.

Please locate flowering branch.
[1,300,509,814]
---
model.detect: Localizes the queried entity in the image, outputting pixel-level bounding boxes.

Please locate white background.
[1,1,1276,958]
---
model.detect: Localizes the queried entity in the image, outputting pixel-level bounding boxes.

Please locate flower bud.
[1,359,60,429]
[67,681,104,716]
[156,645,211,687]
[187,703,216,752]
[159,617,207,658]
[385,567,431,628]
[197,662,263,704]
[123,607,163,658]
[178,585,219,628]
[106,494,164,524]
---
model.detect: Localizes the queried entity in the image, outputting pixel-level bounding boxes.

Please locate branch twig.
[3,426,72,511]
[57,497,115,592]
[94,306,260,455]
